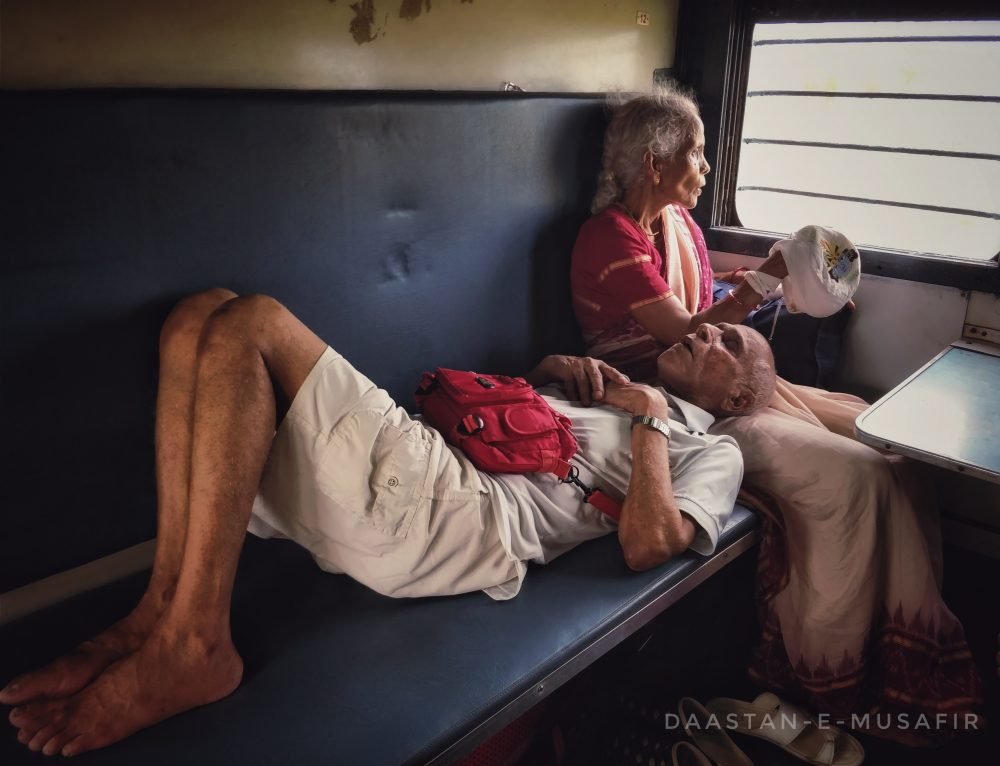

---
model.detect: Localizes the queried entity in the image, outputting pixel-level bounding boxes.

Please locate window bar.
[754,35,1000,45]
[747,90,1000,102]
[742,138,1000,162]
[736,186,1000,220]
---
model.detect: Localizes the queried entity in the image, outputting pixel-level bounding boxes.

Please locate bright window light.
[735,20,1000,261]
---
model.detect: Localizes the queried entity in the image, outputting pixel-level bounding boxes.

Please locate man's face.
[656,323,763,414]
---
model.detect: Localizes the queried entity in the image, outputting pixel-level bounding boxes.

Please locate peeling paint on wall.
[349,0,377,44]
[399,0,431,21]
[364,1,474,38]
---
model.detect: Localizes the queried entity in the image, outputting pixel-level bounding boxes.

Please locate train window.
[735,20,1000,262]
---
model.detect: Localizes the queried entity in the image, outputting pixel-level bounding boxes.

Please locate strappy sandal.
[671,741,713,766]
[678,697,753,766]
[706,693,864,766]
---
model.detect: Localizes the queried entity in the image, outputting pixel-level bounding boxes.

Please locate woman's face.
[655,120,709,209]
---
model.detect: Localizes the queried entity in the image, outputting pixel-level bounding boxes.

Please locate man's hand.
[601,382,670,419]
[524,355,629,406]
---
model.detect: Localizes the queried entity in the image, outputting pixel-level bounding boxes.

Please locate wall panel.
[2,0,677,91]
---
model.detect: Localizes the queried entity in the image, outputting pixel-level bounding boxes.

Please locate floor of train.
[519,546,1000,766]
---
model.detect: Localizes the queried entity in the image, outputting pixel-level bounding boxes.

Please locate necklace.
[616,202,656,242]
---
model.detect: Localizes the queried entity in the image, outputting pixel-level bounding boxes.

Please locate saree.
[572,205,983,735]
[571,204,714,381]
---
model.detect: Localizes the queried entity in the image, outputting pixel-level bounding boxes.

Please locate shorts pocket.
[315,408,431,539]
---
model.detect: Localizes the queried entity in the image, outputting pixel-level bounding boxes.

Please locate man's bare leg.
[0,289,238,705]
[10,295,327,756]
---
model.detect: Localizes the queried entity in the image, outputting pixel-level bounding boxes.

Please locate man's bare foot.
[9,625,243,756]
[0,591,167,706]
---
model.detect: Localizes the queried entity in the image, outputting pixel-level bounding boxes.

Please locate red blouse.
[571,204,714,380]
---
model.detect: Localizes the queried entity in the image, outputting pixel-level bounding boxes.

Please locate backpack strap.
[585,489,622,521]
[558,463,622,522]
[543,457,574,481]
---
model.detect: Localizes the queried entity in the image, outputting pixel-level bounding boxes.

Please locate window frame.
[674,0,1000,292]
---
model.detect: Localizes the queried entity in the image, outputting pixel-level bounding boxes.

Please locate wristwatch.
[631,414,671,441]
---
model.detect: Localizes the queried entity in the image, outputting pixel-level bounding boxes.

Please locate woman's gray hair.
[591,85,702,214]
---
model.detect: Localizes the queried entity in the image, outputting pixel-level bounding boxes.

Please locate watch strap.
[631,414,671,441]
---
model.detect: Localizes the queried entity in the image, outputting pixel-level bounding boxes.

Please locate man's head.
[656,323,776,417]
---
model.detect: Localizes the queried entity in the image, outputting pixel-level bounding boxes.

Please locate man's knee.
[199,294,287,351]
[160,288,238,354]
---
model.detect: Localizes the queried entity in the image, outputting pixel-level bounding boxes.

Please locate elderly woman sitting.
[572,91,788,383]
[570,88,982,744]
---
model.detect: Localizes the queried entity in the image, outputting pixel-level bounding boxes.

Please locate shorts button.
[387,476,399,488]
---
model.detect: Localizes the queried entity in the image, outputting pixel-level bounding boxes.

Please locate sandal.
[706,693,864,766]
[678,697,753,766]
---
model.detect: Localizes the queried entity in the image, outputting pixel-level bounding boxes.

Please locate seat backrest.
[0,91,605,591]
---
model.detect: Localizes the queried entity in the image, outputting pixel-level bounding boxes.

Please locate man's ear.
[725,388,756,416]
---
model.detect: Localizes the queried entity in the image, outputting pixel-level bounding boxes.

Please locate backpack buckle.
[559,464,622,521]
[457,414,485,436]
[559,464,592,495]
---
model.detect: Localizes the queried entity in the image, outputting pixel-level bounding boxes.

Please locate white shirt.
[480,385,744,599]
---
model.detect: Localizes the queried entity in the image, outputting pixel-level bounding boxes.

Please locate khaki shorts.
[250,347,519,599]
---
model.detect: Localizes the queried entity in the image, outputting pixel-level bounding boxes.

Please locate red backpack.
[415,369,621,520]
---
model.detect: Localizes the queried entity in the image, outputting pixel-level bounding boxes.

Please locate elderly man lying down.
[3,289,775,756]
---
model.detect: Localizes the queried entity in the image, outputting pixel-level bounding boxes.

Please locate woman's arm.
[601,383,696,571]
[713,267,747,284]
[632,250,788,348]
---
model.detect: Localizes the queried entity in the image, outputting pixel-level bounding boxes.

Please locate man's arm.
[523,355,630,406]
[601,383,696,571]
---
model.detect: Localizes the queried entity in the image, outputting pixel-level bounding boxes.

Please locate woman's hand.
[714,268,748,285]
[524,355,630,406]
[601,382,670,418]
[759,249,789,280]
